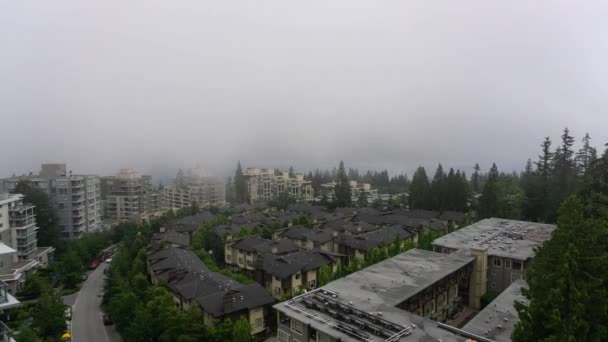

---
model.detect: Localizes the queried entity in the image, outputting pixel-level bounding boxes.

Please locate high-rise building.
[0,193,54,293]
[53,174,103,239]
[162,168,225,210]
[243,168,313,204]
[0,164,103,239]
[101,169,162,224]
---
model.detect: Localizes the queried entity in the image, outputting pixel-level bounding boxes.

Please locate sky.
[1,1,607,180]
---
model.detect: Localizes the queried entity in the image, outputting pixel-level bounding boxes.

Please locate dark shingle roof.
[148,248,209,278]
[195,283,274,318]
[279,225,311,240]
[169,271,238,300]
[255,249,334,279]
[231,236,271,252]
[439,211,467,222]
[171,212,217,232]
[213,223,260,237]
[338,226,415,251]
[151,230,190,247]
[254,239,301,255]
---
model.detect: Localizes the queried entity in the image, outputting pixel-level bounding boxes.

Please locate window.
[491,282,496,289]
[255,318,263,327]
[513,261,522,270]
[247,260,253,267]
[491,270,496,276]
[278,330,291,342]
[295,273,300,280]
[309,280,316,289]
[290,319,303,334]
[275,287,281,295]
[505,259,512,269]
[493,257,502,267]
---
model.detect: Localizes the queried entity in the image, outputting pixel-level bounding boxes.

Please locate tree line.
[478,129,607,222]
[512,138,608,341]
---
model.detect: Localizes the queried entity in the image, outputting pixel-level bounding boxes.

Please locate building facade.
[244,168,313,204]
[0,193,54,293]
[432,218,556,295]
[101,169,162,224]
[162,168,225,210]
[1,164,103,239]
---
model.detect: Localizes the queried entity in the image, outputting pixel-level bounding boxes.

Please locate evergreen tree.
[535,137,554,220]
[232,317,252,342]
[513,196,608,341]
[234,161,248,204]
[472,163,481,193]
[225,176,235,205]
[12,180,60,249]
[430,164,447,211]
[576,133,594,174]
[479,163,500,218]
[334,161,351,207]
[409,167,431,209]
[548,128,578,221]
[357,191,368,208]
[288,166,295,178]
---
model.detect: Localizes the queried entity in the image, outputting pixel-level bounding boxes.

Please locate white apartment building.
[101,169,162,224]
[1,164,103,239]
[162,168,225,210]
[244,168,314,204]
[0,193,54,293]
[318,180,379,204]
[54,175,103,239]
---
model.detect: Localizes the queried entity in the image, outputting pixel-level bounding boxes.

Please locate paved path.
[70,263,121,342]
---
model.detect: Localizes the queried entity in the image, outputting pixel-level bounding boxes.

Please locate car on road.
[89,259,100,270]
[103,314,113,326]
[105,258,112,264]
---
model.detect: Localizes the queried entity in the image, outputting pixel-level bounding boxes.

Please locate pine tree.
[472,163,481,193]
[357,191,368,208]
[430,164,447,211]
[334,161,352,207]
[479,163,499,218]
[535,137,553,220]
[234,161,248,204]
[409,167,431,209]
[513,196,608,341]
[576,133,593,174]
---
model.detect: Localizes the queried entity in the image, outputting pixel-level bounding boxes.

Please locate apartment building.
[1,164,103,239]
[274,248,481,342]
[318,180,379,204]
[54,174,103,238]
[224,236,300,275]
[432,218,556,295]
[244,168,313,204]
[0,193,54,293]
[147,246,275,336]
[162,168,225,210]
[101,169,161,224]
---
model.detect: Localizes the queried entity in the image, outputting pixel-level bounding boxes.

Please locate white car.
[105,258,112,263]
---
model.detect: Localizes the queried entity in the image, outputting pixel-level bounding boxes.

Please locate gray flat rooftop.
[462,280,528,342]
[274,248,476,342]
[432,218,556,260]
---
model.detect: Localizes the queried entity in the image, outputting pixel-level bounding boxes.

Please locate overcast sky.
[1,1,607,180]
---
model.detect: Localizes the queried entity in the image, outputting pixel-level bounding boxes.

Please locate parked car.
[103,315,113,326]
[105,258,112,264]
[89,259,100,270]
[81,273,88,281]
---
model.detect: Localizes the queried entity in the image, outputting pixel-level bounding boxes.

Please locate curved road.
[69,263,121,342]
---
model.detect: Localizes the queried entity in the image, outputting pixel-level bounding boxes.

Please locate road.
[69,263,121,342]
